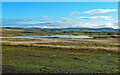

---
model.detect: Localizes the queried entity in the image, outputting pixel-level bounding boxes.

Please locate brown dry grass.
[1,37,119,52]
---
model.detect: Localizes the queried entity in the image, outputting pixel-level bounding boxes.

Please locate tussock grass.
[2,45,119,73]
[2,28,120,73]
[35,42,118,47]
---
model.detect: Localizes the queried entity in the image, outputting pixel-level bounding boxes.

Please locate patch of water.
[95,60,99,62]
[13,35,94,39]
[88,61,92,63]
[88,60,99,63]
[107,53,112,55]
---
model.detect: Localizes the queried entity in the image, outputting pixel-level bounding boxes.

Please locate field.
[1,28,120,73]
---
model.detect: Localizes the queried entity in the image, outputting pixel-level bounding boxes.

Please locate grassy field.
[1,28,119,38]
[1,28,120,73]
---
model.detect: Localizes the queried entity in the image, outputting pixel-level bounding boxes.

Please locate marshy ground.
[1,28,120,73]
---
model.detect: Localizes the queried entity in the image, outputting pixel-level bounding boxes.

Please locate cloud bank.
[2,17,118,29]
[74,16,112,20]
[84,9,116,14]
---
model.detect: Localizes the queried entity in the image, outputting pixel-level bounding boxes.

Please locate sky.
[2,2,118,29]
[2,0,120,2]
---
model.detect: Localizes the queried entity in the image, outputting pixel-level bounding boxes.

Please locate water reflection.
[14,35,93,39]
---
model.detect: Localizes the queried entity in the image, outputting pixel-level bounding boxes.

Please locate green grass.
[2,42,118,54]
[2,28,119,38]
[35,42,118,47]
[2,28,120,73]
[2,44,119,73]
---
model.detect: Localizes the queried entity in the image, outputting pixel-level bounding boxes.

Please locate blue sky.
[2,2,118,28]
[2,0,120,2]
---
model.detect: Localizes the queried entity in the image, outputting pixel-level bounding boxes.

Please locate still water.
[14,35,93,39]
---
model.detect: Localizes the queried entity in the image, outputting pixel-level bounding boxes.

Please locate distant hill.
[2,27,120,32]
[61,27,119,32]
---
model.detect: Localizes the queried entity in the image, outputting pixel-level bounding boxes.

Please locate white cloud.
[2,16,118,29]
[70,11,80,16]
[71,21,118,29]
[32,21,118,29]
[84,9,117,14]
[42,16,49,18]
[75,16,112,20]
